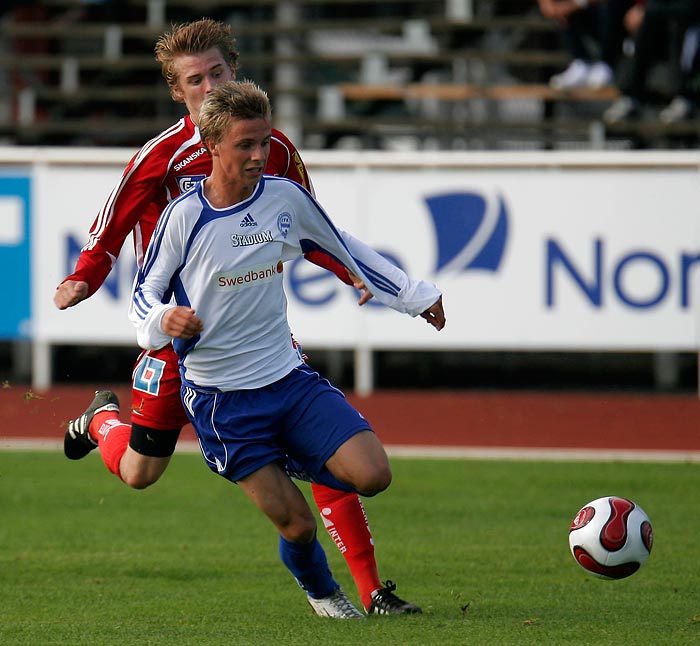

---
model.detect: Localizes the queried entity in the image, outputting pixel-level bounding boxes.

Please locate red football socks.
[91,411,131,479]
[311,483,382,610]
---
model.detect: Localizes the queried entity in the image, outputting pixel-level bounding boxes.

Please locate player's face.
[171,48,236,122]
[209,117,271,200]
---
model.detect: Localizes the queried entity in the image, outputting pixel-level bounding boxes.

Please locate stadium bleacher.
[1,0,698,150]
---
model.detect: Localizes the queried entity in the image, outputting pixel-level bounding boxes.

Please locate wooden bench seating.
[301,113,700,151]
[0,2,692,150]
[2,111,695,149]
[336,83,620,103]
[0,15,555,41]
[31,86,171,102]
[0,43,567,72]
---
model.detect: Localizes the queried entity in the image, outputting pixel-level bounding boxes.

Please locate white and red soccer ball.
[569,496,653,579]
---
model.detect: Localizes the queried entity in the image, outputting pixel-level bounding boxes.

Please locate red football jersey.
[64,114,349,296]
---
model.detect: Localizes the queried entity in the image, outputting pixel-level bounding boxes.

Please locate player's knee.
[121,471,160,490]
[278,516,317,543]
[355,464,392,497]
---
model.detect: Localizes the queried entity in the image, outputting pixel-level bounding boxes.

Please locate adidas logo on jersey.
[240,213,257,227]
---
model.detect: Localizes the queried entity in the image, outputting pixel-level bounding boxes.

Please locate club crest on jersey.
[177,175,206,194]
[292,151,306,186]
[277,212,292,238]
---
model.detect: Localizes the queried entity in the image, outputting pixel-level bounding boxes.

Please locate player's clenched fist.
[420,296,446,331]
[54,280,89,310]
[161,306,204,339]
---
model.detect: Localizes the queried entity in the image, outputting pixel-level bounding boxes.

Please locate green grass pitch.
[1,451,699,645]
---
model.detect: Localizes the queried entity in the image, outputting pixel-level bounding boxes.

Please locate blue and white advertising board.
[7,148,699,387]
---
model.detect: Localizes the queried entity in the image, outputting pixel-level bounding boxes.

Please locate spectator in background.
[622,0,646,34]
[538,0,636,89]
[603,0,700,124]
[2,1,52,90]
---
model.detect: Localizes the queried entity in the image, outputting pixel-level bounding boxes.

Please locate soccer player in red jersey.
[54,18,420,616]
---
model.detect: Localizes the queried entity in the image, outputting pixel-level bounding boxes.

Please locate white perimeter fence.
[1,148,699,393]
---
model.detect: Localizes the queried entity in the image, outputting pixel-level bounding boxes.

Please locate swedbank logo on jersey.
[215,262,280,291]
[231,230,273,247]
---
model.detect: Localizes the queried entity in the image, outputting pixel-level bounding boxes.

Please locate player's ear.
[171,87,185,103]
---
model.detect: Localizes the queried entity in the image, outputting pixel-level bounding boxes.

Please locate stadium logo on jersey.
[177,174,206,194]
[231,230,273,247]
[424,191,508,275]
[277,212,292,238]
[240,213,257,228]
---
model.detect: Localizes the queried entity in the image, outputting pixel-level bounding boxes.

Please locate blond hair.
[154,18,240,99]
[198,80,271,149]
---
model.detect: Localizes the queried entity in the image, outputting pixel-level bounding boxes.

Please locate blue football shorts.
[181,363,372,490]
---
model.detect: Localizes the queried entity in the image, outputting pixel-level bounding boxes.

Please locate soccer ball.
[568,496,653,580]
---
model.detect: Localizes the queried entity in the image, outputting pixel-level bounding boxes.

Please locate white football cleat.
[307,587,365,619]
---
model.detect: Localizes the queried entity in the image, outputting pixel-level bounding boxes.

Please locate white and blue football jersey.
[130,175,441,390]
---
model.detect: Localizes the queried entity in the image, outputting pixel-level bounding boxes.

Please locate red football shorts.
[131,345,190,431]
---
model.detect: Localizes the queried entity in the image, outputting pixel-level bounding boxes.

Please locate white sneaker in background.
[587,62,613,88]
[549,59,591,90]
[603,96,640,124]
[659,96,693,123]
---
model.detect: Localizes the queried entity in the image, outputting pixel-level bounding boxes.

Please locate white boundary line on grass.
[384,444,700,463]
[2,438,700,463]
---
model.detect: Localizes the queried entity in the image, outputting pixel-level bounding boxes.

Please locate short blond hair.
[198,80,271,148]
[154,18,240,99]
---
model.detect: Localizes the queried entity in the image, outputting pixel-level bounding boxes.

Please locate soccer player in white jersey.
[130,80,445,617]
[57,19,424,616]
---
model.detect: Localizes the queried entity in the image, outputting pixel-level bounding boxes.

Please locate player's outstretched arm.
[304,255,373,305]
[419,296,446,331]
[53,280,89,310]
[284,181,440,317]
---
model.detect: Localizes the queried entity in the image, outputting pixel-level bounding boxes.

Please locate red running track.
[1,385,698,453]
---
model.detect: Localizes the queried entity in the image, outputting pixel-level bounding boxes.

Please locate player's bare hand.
[54,280,89,310]
[161,306,204,339]
[347,270,374,305]
[420,296,445,331]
